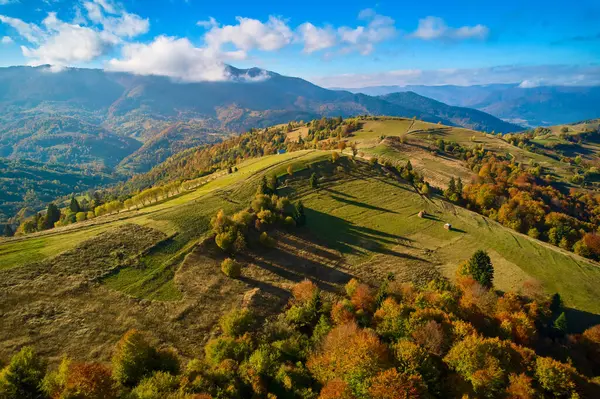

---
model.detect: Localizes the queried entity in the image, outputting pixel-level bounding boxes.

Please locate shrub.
[204,334,253,365]
[283,216,296,227]
[220,308,255,337]
[221,258,242,278]
[130,371,180,399]
[111,330,160,387]
[0,347,46,399]
[257,209,276,225]
[344,278,360,298]
[259,232,276,248]
[75,212,87,222]
[232,210,254,228]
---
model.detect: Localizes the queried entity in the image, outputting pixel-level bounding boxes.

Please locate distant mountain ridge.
[340,83,600,126]
[0,66,521,170]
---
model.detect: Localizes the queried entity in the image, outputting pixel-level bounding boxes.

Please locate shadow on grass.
[330,195,399,214]
[239,276,292,301]
[304,208,425,262]
[564,307,600,334]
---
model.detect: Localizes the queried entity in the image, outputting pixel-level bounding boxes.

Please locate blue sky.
[0,0,599,87]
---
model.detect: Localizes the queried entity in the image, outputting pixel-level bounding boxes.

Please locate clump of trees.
[210,177,307,260]
[4,249,600,398]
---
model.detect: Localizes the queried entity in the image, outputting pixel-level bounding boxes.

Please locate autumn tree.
[0,347,46,399]
[307,322,389,396]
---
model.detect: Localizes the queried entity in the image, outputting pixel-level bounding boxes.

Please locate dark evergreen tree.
[42,203,60,230]
[447,177,456,195]
[293,201,306,226]
[405,160,413,171]
[267,175,278,194]
[456,177,463,195]
[257,176,269,195]
[465,249,494,288]
[3,223,14,237]
[553,312,568,337]
[69,197,80,213]
[309,173,318,189]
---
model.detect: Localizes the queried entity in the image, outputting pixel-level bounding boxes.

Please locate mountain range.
[0,65,520,173]
[340,83,600,126]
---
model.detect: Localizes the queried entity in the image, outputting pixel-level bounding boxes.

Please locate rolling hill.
[2,145,600,366]
[343,83,600,126]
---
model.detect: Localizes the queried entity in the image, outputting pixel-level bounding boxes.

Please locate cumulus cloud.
[296,22,337,53]
[337,9,396,55]
[83,0,149,38]
[311,64,600,88]
[0,0,18,5]
[0,0,147,67]
[205,16,293,55]
[107,36,231,82]
[21,12,113,65]
[1,35,12,44]
[411,16,489,40]
[0,15,45,43]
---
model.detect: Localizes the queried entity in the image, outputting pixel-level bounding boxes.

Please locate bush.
[220,308,255,337]
[0,347,46,399]
[221,258,242,278]
[204,335,253,365]
[130,371,179,399]
[283,216,296,227]
[259,232,276,248]
[111,330,163,387]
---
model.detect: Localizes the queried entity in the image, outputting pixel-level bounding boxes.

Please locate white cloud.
[0,0,18,5]
[0,15,45,44]
[83,0,149,38]
[0,0,148,67]
[205,16,293,55]
[337,9,396,55]
[107,35,231,82]
[21,12,111,65]
[197,17,217,29]
[296,22,337,53]
[411,16,489,40]
[311,65,600,88]
[1,36,13,44]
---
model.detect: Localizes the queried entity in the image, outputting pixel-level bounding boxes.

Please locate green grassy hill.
[1,149,599,363]
[290,117,578,189]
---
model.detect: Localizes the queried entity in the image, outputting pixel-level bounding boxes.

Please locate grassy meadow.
[1,146,600,362]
